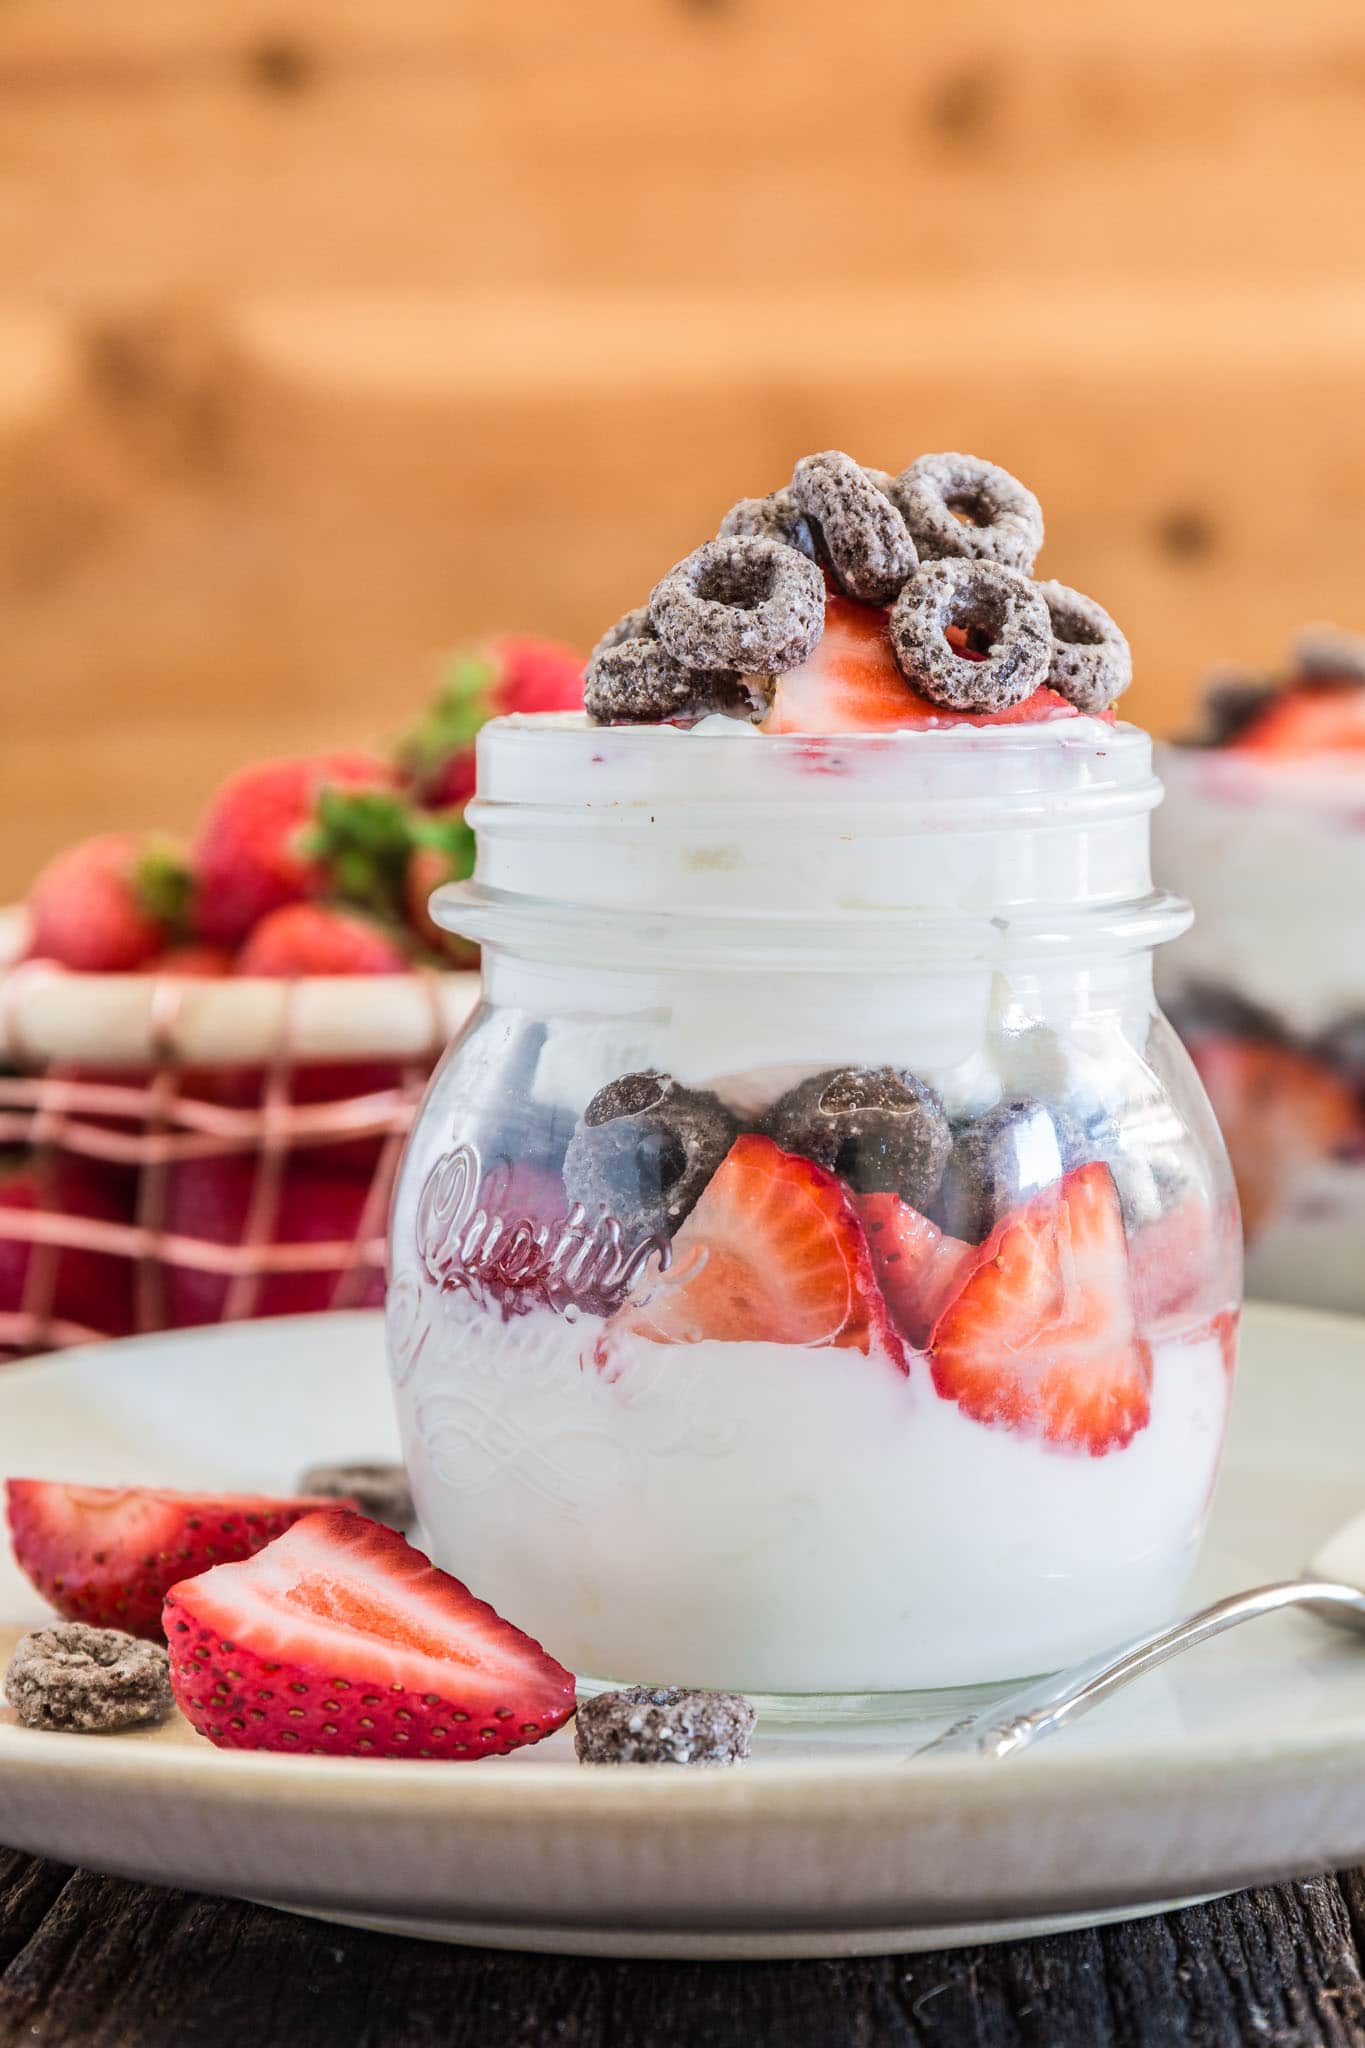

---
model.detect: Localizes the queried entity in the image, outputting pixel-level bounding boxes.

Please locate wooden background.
[1,0,1364,896]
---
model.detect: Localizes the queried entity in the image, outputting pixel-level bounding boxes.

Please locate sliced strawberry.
[929,1163,1151,1455]
[598,1133,904,1368]
[1229,686,1365,759]
[762,597,1094,735]
[1186,1035,1360,1240]
[164,1510,576,1759]
[4,1480,349,1640]
[1129,1189,1242,1327]
[856,1191,975,1348]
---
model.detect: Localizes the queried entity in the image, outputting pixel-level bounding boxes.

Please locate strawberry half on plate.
[928,1163,1151,1456]
[597,1134,905,1370]
[164,1510,576,1759]
[4,1480,350,1641]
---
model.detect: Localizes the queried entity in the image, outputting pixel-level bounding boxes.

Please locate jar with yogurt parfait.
[387,449,1241,1712]
[1154,628,1365,1315]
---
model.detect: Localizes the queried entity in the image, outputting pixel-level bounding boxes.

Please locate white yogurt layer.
[1155,746,1365,1039]
[393,1296,1230,1696]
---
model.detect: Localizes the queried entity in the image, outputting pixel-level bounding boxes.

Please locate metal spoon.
[915,1508,1365,1761]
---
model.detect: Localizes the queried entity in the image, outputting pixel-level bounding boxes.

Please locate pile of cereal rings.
[584,449,1132,726]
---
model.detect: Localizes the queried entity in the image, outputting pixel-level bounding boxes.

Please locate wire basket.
[0,914,477,1358]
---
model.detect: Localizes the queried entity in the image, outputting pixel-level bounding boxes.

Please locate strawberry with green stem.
[26,833,192,972]
[396,636,584,808]
[191,753,397,948]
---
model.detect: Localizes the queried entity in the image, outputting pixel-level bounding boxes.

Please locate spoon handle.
[915,1579,1365,1760]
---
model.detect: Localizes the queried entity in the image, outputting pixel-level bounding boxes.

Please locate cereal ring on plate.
[584,612,756,726]
[5,1623,172,1733]
[1035,579,1133,713]
[649,536,825,675]
[892,453,1044,574]
[718,488,817,561]
[890,558,1052,712]
[789,450,918,605]
[299,1462,414,1530]
[564,1071,739,1240]
[575,1686,756,1765]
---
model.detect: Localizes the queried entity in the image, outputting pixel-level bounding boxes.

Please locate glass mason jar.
[388,715,1241,1707]
[1155,743,1365,1315]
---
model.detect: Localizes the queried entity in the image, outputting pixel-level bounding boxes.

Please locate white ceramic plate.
[1,1305,1364,1960]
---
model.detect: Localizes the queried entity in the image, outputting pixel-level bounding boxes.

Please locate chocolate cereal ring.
[584,612,754,727]
[718,488,817,561]
[564,1071,739,1241]
[789,449,918,605]
[1035,580,1133,713]
[575,1686,756,1765]
[765,1066,951,1208]
[299,1462,414,1530]
[588,605,655,667]
[892,453,1044,574]
[890,559,1052,712]
[5,1623,172,1734]
[649,535,825,675]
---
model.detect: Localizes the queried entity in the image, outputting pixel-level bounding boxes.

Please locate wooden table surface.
[5,1852,1365,2048]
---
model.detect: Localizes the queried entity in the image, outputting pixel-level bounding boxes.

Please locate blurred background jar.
[1153,631,1365,1312]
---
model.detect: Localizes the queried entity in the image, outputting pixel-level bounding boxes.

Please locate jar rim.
[441,713,1188,969]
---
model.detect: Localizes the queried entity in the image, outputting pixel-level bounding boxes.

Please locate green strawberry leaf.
[132,840,193,938]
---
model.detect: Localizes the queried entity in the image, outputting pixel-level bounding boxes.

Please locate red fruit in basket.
[4,1480,348,1640]
[762,598,1091,736]
[163,1156,385,1327]
[164,1509,576,1758]
[236,903,410,976]
[138,944,234,977]
[857,1192,975,1349]
[0,1155,132,1342]
[25,832,192,972]
[600,1134,904,1367]
[396,635,584,807]
[929,1163,1151,1455]
[1185,1035,1360,1240]
[1229,686,1365,759]
[192,753,396,946]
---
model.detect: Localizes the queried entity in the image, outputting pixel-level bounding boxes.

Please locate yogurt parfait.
[1156,629,1365,1313]
[388,451,1240,1706]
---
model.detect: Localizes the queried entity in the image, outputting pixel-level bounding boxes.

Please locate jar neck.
[436,715,1191,972]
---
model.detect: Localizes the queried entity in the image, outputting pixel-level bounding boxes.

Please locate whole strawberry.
[26,832,191,972]
[191,753,396,946]
[163,1155,385,1328]
[396,635,584,807]
[236,903,410,976]
[0,1154,133,1342]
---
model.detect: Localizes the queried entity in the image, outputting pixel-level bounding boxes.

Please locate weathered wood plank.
[5,1850,1365,2048]
[0,4,1363,292]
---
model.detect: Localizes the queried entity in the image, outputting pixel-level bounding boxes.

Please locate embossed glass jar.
[387,714,1241,1706]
